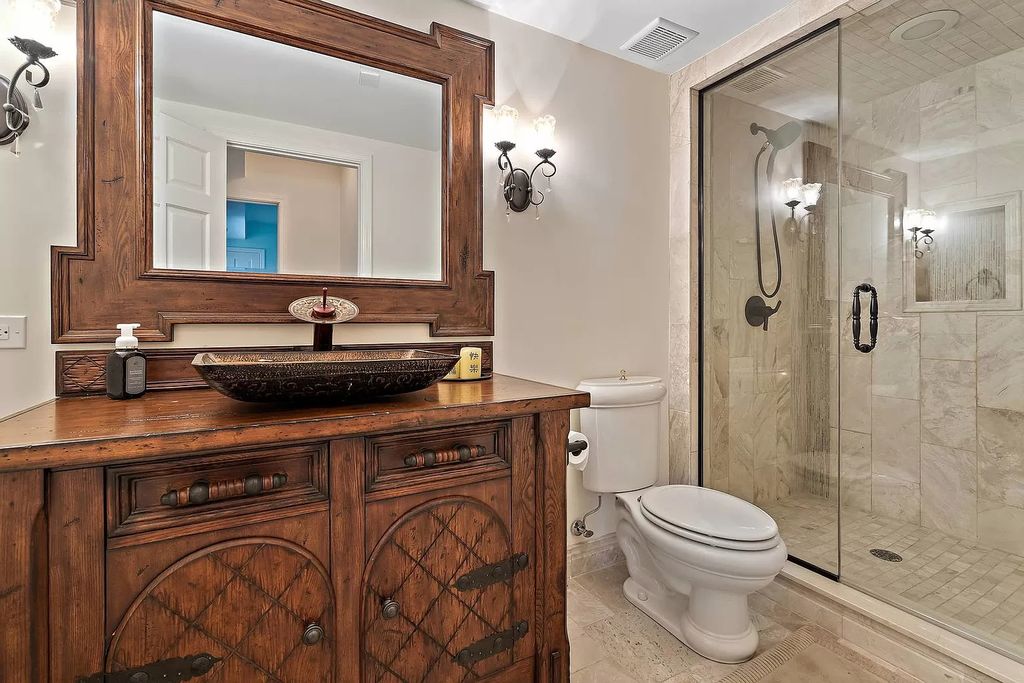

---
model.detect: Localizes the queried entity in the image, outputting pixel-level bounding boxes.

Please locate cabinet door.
[361,495,527,682]
[105,537,333,682]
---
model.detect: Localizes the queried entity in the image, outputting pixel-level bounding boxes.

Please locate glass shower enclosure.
[700,0,1024,661]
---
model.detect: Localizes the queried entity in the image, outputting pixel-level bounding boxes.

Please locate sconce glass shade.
[532,114,556,152]
[920,209,937,231]
[781,177,803,205]
[492,104,519,145]
[10,0,61,41]
[801,182,822,207]
[903,207,922,230]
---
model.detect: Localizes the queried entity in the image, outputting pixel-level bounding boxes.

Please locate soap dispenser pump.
[106,323,147,400]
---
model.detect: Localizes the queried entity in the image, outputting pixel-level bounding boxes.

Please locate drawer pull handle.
[404,444,486,468]
[160,473,288,507]
[381,597,401,620]
[302,622,325,646]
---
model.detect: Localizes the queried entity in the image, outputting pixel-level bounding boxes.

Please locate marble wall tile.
[977,49,1024,131]
[921,359,976,451]
[840,354,872,433]
[871,396,921,483]
[919,90,978,158]
[871,316,920,400]
[840,429,871,513]
[978,315,1024,411]
[872,474,921,524]
[976,141,1024,196]
[669,323,689,412]
[669,410,691,485]
[978,407,1024,509]
[921,443,977,541]
[978,499,1024,556]
[920,312,975,361]
[921,151,976,192]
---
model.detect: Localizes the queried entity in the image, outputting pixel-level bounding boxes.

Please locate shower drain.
[870,548,903,563]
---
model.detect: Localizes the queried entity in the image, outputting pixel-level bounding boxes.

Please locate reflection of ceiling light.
[889,10,960,43]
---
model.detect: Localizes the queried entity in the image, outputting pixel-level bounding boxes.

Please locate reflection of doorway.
[226,200,279,273]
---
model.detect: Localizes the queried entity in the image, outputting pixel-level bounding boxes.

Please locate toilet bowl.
[573,376,787,663]
[615,485,787,663]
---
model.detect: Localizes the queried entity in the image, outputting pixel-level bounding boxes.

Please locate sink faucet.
[288,288,359,351]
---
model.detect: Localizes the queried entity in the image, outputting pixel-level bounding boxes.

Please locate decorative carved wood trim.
[55,0,495,343]
[55,341,493,396]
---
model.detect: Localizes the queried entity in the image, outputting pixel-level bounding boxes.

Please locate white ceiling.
[153,12,442,150]
[461,0,793,74]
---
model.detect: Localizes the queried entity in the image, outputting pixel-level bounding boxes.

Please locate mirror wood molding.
[54,0,495,342]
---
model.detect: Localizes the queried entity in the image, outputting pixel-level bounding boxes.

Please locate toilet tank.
[575,376,666,493]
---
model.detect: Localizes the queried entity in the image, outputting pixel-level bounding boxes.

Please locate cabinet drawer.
[366,421,511,494]
[106,443,329,541]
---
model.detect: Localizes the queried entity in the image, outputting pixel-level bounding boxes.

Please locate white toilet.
[573,376,787,664]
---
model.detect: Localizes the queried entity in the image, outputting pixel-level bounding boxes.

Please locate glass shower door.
[700,25,842,575]
[838,0,1024,659]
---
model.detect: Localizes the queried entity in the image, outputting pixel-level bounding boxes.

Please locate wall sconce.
[904,208,937,259]
[2,0,61,156]
[781,177,822,238]
[490,104,558,220]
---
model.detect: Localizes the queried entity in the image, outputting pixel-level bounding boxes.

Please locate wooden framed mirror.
[55,0,495,342]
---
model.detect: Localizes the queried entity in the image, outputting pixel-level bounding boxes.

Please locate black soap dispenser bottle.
[106,323,147,400]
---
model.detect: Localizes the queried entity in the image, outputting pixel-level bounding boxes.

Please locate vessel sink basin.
[192,349,460,403]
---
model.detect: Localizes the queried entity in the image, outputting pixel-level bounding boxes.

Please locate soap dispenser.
[106,323,147,400]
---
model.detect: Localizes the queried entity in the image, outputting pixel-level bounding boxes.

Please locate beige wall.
[0,0,669,547]
[228,149,359,276]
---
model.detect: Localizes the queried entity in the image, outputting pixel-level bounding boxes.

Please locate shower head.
[749,121,802,150]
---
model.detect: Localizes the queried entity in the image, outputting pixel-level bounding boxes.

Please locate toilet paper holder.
[567,439,587,458]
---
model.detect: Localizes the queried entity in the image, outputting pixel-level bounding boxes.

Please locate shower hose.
[753,142,783,299]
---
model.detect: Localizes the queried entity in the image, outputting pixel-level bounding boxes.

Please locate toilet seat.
[639,485,781,551]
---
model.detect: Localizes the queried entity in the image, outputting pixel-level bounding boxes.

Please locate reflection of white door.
[153,113,226,270]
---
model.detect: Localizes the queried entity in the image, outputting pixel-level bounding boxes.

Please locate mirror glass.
[151,12,443,280]
[903,193,1021,311]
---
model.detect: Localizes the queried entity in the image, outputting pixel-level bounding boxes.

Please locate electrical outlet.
[0,316,26,349]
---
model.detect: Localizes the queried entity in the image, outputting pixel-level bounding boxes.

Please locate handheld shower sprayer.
[749,120,802,306]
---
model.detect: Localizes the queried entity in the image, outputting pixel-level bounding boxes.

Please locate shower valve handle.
[852,283,878,353]
[745,296,781,331]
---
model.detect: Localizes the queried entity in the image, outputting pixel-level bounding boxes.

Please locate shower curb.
[773,562,1024,683]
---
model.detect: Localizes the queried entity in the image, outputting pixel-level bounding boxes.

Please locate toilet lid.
[640,485,779,543]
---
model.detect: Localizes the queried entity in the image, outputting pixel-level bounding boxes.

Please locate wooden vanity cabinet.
[0,375,588,683]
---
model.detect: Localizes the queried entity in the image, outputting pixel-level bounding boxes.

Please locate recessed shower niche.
[701,1,1024,662]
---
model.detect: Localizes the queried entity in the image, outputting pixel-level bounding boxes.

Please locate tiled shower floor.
[766,494,1024,655]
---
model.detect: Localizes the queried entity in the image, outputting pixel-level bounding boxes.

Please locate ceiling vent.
[621,18,698,61]
[730,65,788,94]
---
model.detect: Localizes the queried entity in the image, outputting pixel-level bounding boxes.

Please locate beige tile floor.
[566,563,919,682]
[766,494,1024,657]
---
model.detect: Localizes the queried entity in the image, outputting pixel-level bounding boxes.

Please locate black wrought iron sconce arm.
[496,140,557,216]
[2,37,57,153]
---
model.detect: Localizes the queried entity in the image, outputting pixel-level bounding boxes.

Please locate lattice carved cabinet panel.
[107,539,333,682]
[362,498,524,682]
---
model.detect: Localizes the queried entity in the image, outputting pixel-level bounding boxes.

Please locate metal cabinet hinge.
[77,653,221,683]
[454,620,529,667]
[454,553,529,591]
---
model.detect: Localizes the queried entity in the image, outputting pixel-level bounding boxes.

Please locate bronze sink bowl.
[192,349,459,403]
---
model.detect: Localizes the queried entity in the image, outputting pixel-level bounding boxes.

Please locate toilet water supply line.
[567,430,600,537]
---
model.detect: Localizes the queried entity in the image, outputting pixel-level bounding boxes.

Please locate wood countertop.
[0,374,589,472]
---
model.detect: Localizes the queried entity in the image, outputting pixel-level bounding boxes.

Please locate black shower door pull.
[852,283,878,353]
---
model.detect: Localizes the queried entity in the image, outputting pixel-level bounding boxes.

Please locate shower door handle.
[851,283,878,353]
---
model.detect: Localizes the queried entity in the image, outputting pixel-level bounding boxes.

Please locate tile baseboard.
[567,532,624,578]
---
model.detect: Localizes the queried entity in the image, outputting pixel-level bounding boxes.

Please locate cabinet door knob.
[302,622,325,646]
[381,598,400,620]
